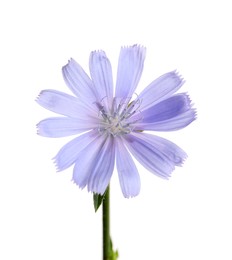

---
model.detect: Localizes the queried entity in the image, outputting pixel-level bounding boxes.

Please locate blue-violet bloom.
[37,45,196,198]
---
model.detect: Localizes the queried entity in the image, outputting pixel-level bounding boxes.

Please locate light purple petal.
[87,136,115,194]
[116,138,140,198]
[137,110,196,131]
[124,133,176,179]
[115,45,146,99]
[134,93,196,131]
[131,132,187,166]
[53,130,99,171]
[141,93,192,122]
[36,90,95,118]
[72,134,115,194]
[37,117,98,138]
[89,50,114,110]
[62,58,97,108]
[138,71,184,110]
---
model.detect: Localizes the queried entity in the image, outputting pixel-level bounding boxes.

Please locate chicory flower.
[37,45,196,198]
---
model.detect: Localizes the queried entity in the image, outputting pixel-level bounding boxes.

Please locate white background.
[1,0,232,259]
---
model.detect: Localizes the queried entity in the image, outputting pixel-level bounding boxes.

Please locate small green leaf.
[93,192,105,212]
[109,237,119,260]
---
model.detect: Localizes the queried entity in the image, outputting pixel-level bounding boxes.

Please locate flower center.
[96,98,141,137]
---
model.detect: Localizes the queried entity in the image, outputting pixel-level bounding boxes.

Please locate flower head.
[37,45,196,198]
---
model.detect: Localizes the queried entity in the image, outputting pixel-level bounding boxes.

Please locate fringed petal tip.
[169,70,186,91]
[120,44,147,66]
[36,120,49,137]
[191,107,198,121]
[62,58,77,70]
[165,152,188,178]
[174,153,188,167]
[89,50,108,66]
[36,122,44,136]
[52,157,61,172]
[187,94,197,117]
[35,90,45,104]
[181,92,195,109]
[36,123,39,135]
[171,73,198,121]
[173,69,185,80]
[125,194,139,199]
[36,123,47,137]
[90,49,106,55]
[121,44,146,54]
[36,89,59,103]
[35,93,40,103]
[71,172,111,196]
[53,152,73,173]
[87,186,105,195]
[184,94,198,123]
[71,177,107,195]
[71,178,88,193]
[61,60,70,74]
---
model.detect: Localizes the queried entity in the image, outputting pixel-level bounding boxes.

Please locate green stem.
[103,185,110,260]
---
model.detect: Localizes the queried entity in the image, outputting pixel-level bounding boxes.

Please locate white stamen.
[97,98,142,136]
